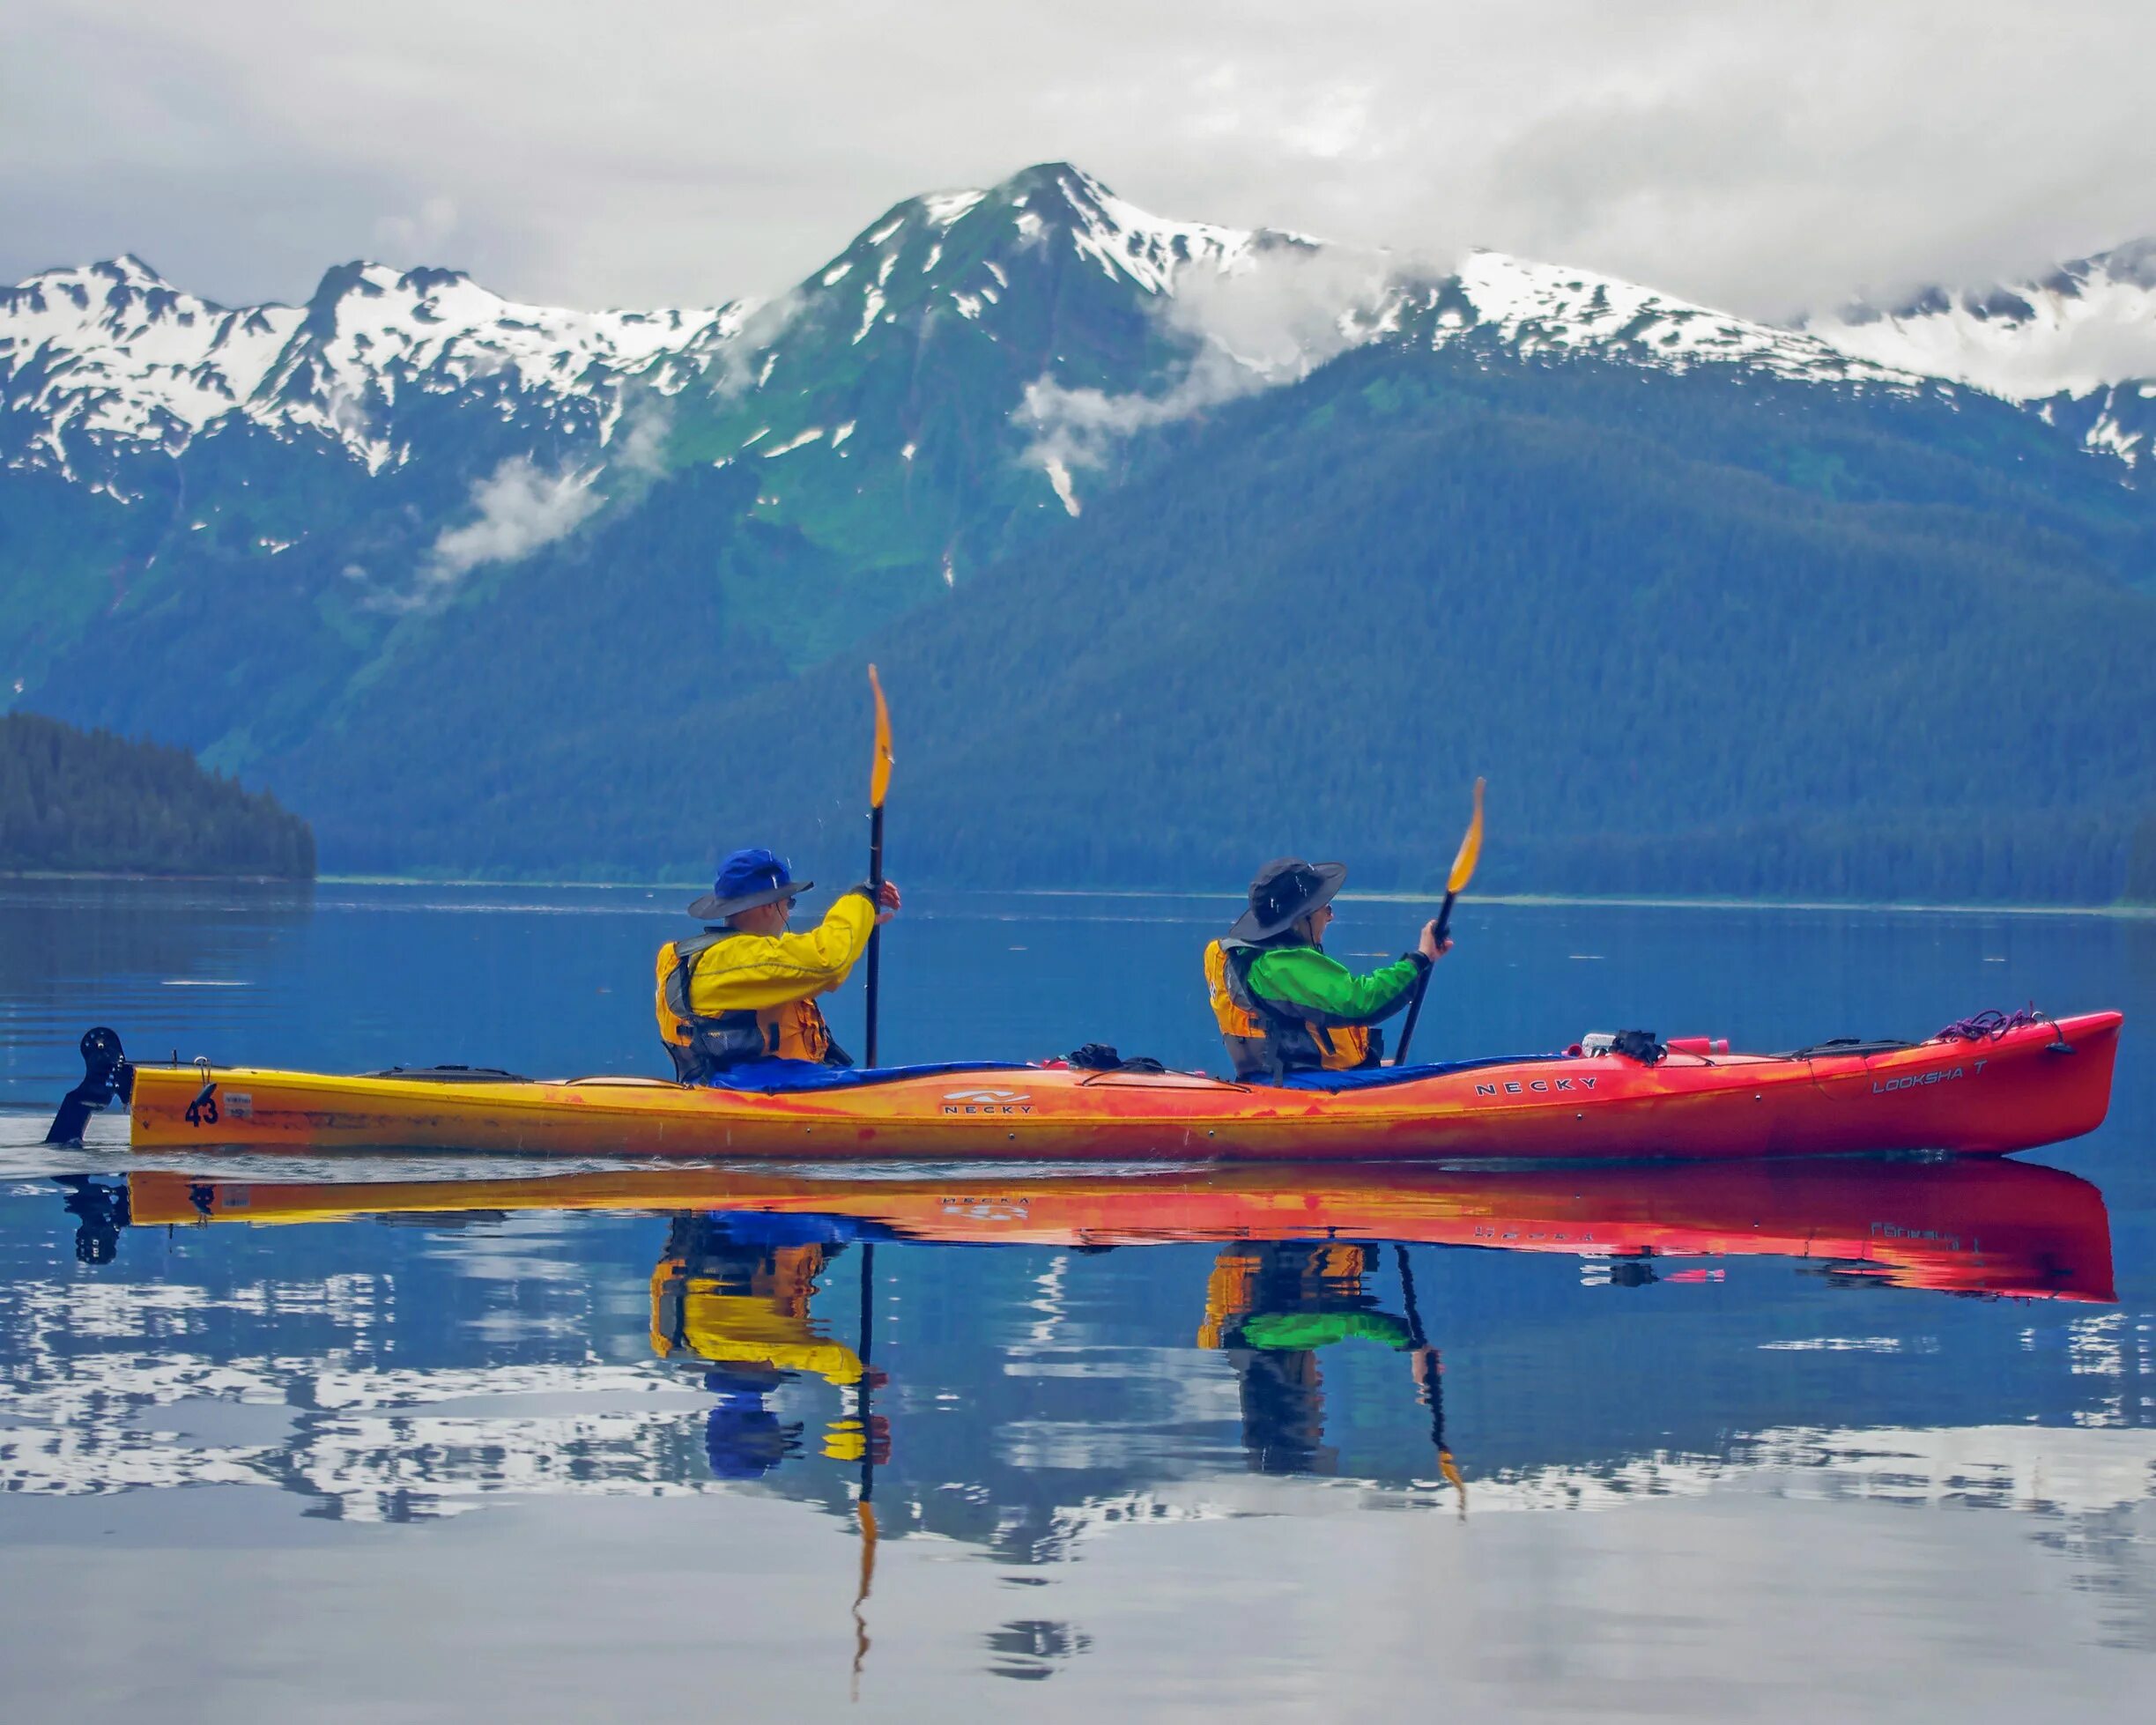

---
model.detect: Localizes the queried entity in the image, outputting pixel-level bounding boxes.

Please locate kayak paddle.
[1390,776,1485,1067]
[863,665,893,1068]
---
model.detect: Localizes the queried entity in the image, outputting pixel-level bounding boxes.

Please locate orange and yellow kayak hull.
[123,1011,2122,1161]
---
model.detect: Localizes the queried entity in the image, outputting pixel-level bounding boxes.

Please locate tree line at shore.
[0,711,315,877]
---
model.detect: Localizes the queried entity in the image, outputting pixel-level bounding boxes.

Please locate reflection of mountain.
[3,1159,2143,1589]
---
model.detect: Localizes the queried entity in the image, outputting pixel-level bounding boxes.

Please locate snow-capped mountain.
[0,253,738,480]
[1409,250,1923,389]
[11,163,2152,526]
[0,163,1953,504]
[6,161,2155,892]
[1807,240,2156,467]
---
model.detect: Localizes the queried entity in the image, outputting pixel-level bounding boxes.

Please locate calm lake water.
[2,879,2152,1720]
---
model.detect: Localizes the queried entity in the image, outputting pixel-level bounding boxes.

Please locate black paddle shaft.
[1390,888,1456,1067]
[1395,1245,1447,1453]
[863,805,885,1068]
[857,1240,877,1503]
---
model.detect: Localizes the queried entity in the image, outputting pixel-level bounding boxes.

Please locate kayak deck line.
[84,1008,2123,1162]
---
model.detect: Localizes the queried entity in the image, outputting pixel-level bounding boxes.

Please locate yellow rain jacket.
[656,890,878,1076]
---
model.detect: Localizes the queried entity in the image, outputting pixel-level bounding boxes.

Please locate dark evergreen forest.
[0,713,315,877]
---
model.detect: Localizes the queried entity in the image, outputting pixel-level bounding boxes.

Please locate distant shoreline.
[8,870,2145,920]
[0,869,312,884]
[1007,886,2156,920]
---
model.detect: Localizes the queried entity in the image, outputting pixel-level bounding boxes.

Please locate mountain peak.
[997,160,1109,211]
[99,253,172,290]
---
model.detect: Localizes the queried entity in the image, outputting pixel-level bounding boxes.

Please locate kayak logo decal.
[942,1087,1034,1116]
[1871,1062,1976,1094]
[1474,1076,1597,1098]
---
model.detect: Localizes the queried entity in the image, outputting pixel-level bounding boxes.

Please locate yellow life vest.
[656,933,838,1077]
[1203,938,1371,1077]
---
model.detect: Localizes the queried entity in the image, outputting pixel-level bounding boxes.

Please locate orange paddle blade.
[868,665,893,808]
[1446,778,1485,894]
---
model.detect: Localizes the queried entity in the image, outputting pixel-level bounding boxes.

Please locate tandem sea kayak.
[71,1007,2123,1161]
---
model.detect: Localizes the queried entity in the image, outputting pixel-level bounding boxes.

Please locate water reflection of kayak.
[104,1009,2123,1161]
[122,1156,2115,1301]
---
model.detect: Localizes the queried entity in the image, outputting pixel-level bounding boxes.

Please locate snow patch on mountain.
[1806,241,2156,403]
[0,258,300,468]
[1437,252,1923,389]
[920,190,984,228]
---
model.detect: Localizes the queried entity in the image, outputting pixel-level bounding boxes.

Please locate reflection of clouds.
[0,1344,745,1519]
[8,1329,2154,1544]
[1759,1336,1935,1354]
[13,1274,384,1339]
[1010,1423,2156,1561]
[2065,1313,2139,1433]
[285,1410,712,1520]
[1465,1423,2156,1520]
[0,1425,270,1494]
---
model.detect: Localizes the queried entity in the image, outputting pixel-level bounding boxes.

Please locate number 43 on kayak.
[50,669,2122,1162]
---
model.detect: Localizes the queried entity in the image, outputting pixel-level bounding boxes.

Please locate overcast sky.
[4,0,2152,321]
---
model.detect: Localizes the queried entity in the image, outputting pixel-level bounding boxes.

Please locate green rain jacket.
[1244,944,1427,1025]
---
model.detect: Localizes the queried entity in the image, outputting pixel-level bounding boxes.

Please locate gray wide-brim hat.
[1228,857,1347,942]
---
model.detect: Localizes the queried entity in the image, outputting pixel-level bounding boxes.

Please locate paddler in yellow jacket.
[1204,857,1448,1080]
[656,847,900,1082]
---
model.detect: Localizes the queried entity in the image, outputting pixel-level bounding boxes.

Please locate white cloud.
[607,398,672,480]
[1017,244,1410,474]
[0,1,2152,326]
[371,196,459,269]
[708,292,804,401]
[419,456,601,596]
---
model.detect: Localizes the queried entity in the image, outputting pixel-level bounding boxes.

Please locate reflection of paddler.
[649,1213,886,1477]
[1199,1243,1416,1475]
[1198,1242,1464,1502]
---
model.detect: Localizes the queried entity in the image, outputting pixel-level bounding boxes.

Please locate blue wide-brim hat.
[689,847,813,922]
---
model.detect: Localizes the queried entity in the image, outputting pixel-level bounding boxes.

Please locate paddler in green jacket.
[1203,857,1449,1080]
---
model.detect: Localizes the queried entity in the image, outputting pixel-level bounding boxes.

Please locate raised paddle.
[863,666,894,1069]
[1390,776,1485,1068]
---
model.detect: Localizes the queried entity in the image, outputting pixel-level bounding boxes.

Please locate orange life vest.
[1203,938,1371,1077]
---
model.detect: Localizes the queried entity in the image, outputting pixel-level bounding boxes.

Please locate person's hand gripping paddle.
[1391,777,1484,1068]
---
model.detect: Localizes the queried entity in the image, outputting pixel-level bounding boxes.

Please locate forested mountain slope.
[537,344,2156,904]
